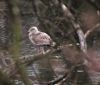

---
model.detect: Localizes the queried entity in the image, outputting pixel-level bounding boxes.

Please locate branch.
[9,48,59,77]
[59,1,87,53]
[9,44,78,77]
[21,43,81,65]
[47,64,82,85]
[85,23,100,38]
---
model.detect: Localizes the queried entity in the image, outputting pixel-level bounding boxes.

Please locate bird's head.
[28,26,39,34]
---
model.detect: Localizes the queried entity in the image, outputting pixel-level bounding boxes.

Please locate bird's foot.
[42,49,51,54]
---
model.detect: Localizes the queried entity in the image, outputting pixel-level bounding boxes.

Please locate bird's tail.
[51,42,56,47]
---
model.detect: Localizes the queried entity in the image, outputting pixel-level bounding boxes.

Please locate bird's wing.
[35,32,52,45]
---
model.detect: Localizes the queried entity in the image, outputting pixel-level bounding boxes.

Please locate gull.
[28,26,56,54]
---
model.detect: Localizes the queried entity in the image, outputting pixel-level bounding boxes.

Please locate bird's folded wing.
[34,32,52,45]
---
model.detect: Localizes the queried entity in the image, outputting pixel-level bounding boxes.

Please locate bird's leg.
[39,47,45,54]
[41,47,45,54]
[45,49,51,54]
[35,46,41,55]
[44,45,51,54]
[43,45,51,54]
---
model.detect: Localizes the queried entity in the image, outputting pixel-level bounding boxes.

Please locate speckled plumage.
[28,26,55,54]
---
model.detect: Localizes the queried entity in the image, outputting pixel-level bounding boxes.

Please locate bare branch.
[85,23,100,38]
[47,64,82,85]
[59,1,87,53]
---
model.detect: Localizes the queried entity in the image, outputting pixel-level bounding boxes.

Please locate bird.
[28,26,56,54]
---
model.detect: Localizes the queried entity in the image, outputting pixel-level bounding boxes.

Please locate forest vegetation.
[0,0,100,85]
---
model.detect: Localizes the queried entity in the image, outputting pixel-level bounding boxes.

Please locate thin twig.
[47,64,82,85]
[85,23,100,38]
